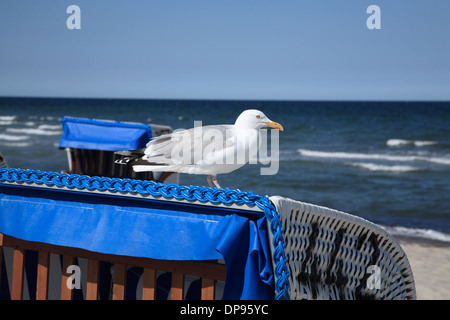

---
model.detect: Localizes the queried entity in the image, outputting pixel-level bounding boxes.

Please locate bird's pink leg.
[207,175,213,188]
[212,175,221,188]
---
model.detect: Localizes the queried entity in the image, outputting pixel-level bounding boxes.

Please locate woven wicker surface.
[269,196,416,300]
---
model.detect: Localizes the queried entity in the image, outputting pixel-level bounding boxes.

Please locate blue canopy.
[0,170,276,300]
[58,117,152,151]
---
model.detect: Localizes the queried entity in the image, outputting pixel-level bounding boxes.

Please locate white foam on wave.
[0,141,33,147]
[386,139,438,147]
[0,116,17,126]
[426,156,450,165]
[298,148,450,166]
[6,127,62,136]
[348,162,420,172]
[298,149,417,162]
[38,124,62,130]
[414,140,438,147]
[386,139,409,147]
[0,116,17,121]
[383,226,450,243]
[0,134,29,141]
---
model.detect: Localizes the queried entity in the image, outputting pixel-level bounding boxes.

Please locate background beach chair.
[59,117,177,183]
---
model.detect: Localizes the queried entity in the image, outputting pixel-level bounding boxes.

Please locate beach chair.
[0,169,415,300]
[0,153,7,169]
[59,117,177,183]
[268,196,416,300]
[0,169,270,300]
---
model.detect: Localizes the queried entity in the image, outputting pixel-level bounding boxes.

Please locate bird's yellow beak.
[265,120,284,131]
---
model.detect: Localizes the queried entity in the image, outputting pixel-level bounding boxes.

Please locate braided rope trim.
[0,168,290,300]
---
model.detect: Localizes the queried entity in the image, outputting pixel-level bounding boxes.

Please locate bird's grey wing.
[144,131,186,164]
[200,125,237,152]
[144,125,236,165]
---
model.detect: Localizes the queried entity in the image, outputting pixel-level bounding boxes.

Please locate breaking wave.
[386,139,438,147]
[0,134,29,141]
[348,162,420,173]
[0,115,17,126]
[297,149,450,166]
[383,226,450,243]
[0,141,33,147]
[0,116,17,121]
[37,124,62,130]
[6,127,62,136]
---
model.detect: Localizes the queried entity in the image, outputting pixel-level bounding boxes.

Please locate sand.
[399,238,450,300]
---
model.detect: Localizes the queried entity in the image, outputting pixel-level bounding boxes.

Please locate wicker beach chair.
[0,153,7,169]
[59,117,177,183]
[0,169,415,300]
[269,196,416,300]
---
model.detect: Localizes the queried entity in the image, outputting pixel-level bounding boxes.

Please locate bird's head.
[235,109,284,131]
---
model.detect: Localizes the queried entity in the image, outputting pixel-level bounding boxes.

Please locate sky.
[0,0,449,101]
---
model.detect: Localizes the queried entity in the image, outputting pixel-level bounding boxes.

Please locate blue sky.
[0,0,449,101]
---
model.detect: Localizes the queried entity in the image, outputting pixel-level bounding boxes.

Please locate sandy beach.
[399,238,450,300]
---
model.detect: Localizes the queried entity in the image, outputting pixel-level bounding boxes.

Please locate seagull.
[115,109,283,188]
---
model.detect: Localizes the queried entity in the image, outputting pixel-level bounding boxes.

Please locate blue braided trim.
[0,168,290,300]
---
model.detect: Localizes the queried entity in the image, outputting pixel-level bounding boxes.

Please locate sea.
[1,97,450,243]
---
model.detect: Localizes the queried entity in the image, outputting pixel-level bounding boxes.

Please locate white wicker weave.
[269,196,416,300]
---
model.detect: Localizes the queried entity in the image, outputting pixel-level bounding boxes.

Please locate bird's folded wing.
[144,124,236,165]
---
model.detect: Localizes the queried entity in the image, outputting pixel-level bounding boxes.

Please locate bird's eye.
[256,115,261,119]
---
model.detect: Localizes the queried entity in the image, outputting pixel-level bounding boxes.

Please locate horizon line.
[1,95,449,104]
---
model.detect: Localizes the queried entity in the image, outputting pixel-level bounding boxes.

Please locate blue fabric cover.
[0,184,274,300]
[58,117,152,151]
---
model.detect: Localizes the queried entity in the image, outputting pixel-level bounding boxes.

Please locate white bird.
[115,109,283,188]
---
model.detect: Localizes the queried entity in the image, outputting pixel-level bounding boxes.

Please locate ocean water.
[1,97,450,242]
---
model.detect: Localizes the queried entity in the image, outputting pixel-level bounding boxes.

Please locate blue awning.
[0,175,275,300]
[59,117,152,151]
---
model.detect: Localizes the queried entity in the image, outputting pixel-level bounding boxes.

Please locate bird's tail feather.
[133,165,172,172]
[114,149,145,165]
